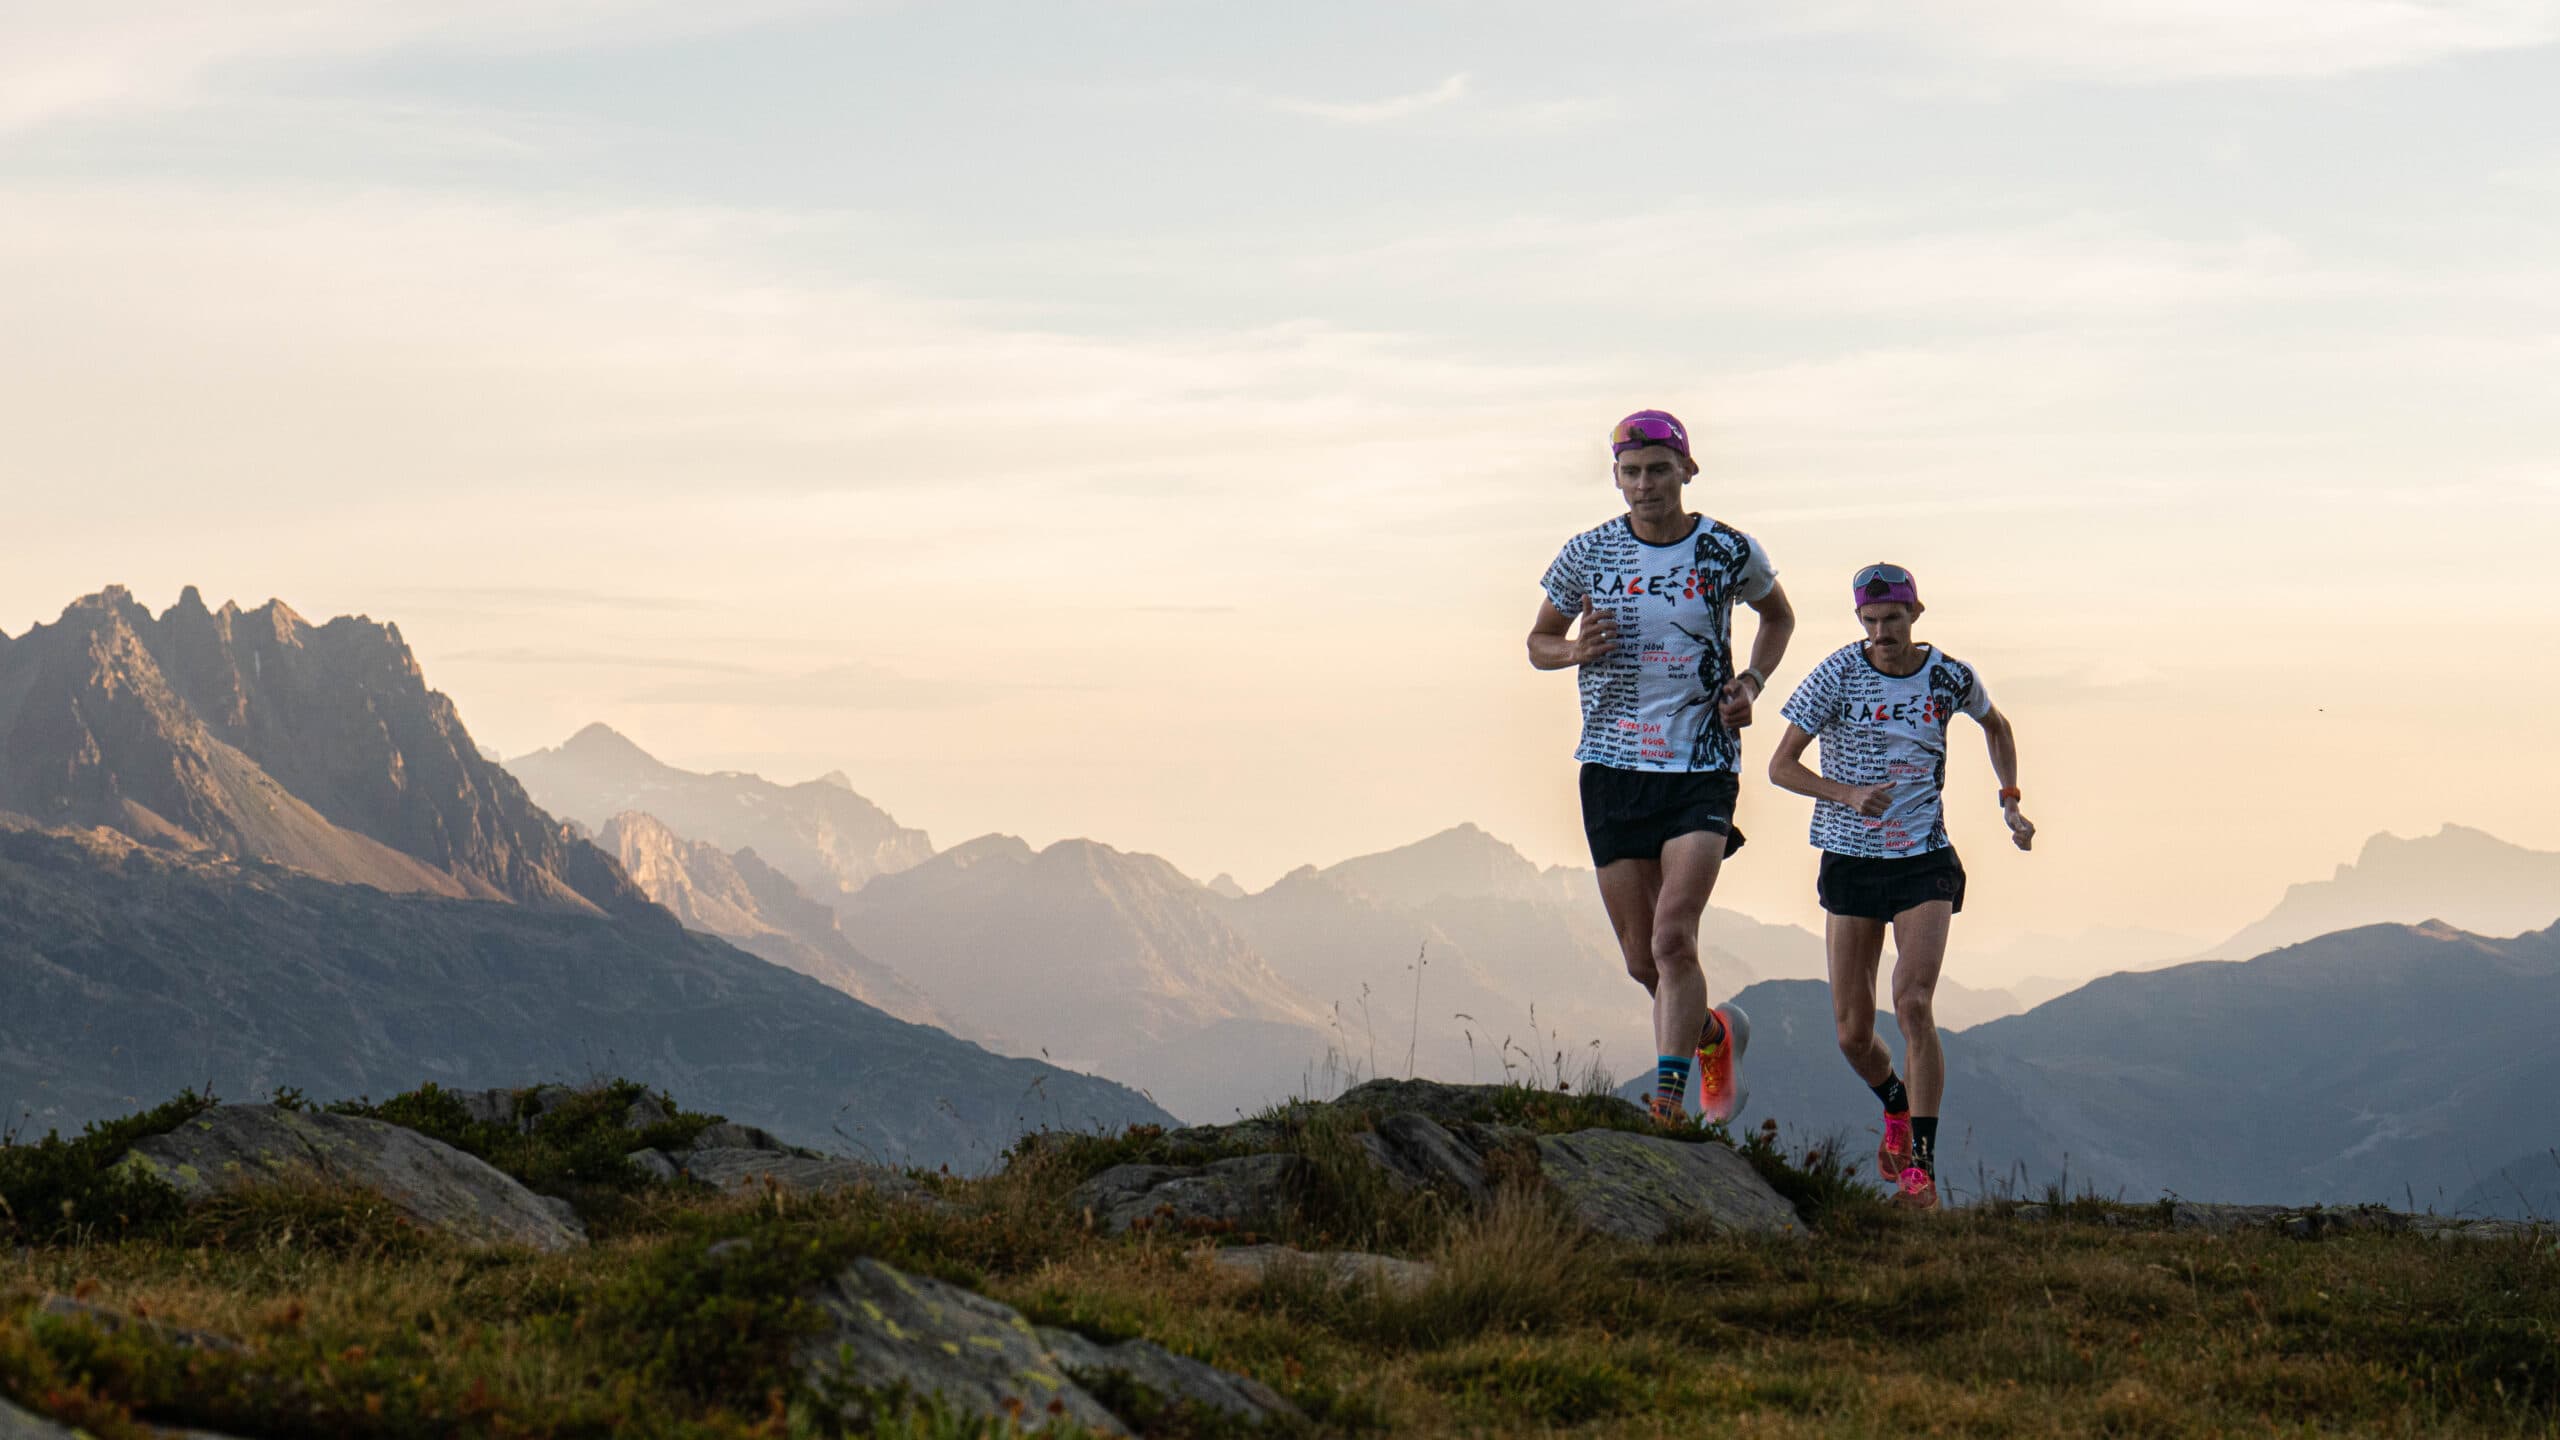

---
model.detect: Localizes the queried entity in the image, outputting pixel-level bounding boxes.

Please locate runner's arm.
[1527,597,1617,671]
[1718,582,1796,725]
[1979,706,2036,850]
[1769,722,1892,816]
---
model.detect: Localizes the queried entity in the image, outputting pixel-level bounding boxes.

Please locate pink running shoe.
[1893,1166,1940,1211]
[1695,1003,1749,1125]
[1879,1112,1915,1180]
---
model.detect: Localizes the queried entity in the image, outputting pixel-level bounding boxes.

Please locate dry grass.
[5,1091,2559,1438]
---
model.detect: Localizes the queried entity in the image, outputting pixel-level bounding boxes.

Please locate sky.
[4,1,2558,962]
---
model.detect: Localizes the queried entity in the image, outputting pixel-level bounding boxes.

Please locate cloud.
[1790,0,2560,81]
[443,646,754,673]
[0,1,827,133]
[1267,72,1472,125]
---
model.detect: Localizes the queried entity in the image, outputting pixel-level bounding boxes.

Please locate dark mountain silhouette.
[2453,1147,2560,1221]
[595,811,950,1032]
[1661,919,2560,1208]
[2209,824,2560,959]
[0,587,1169,1164]
[0,587,641,915]
[506,724,933,904]
[0,821,1169,1167]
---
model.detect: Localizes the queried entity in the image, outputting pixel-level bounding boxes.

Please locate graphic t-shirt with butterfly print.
[1778,642,1995,858]
[1540,515,1777,774]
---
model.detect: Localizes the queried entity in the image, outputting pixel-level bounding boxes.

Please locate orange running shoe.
[1694,1003,1749,1125]
[1879,1112,1915,1180]
[1893,1166,1940,1211]
[1647,1093,1688,1128]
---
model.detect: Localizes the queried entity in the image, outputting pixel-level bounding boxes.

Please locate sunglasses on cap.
[1613,415,1684,447]
[1854,563,1916,600]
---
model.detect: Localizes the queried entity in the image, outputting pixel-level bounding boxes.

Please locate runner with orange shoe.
[1768,564,2034,1209]
[1528,410,1796,1128]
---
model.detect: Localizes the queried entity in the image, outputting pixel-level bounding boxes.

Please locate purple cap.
[1611,409,1691,459]
[1852,563,1921,608]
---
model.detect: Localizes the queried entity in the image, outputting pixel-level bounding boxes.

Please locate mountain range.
[509,723,933,903]
[1656,917,2560,1212]
[0,588,1170,1163]
[2205,824,2560,959]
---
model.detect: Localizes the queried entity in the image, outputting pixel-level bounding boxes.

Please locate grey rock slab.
[1210,1244,1436,1297]
[627,1147,682,1184]
[1070,1153,1308,1236]
[1037,1326,1301,1426]
[798,1258,1122,1433]
[1354,1111,1492,1202]
[1533,1129,1804,1242]
[116,1104,586,1253]
[685,1120,802,1155]
[681,1147,929,1201]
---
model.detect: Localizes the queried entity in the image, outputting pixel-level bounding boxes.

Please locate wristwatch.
[1737,666,1767,693]
[1997,787,2022,805]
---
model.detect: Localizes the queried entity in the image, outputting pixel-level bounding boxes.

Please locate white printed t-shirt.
[1540,515,1777,774]
[1778,642,1994,858]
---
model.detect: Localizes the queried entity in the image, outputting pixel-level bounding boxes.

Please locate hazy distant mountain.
[836,835,1335,1122]
[1966,925,2203,989]
[507,724,933,904]
[0,587,642,915]
[1218,824,1831,1088]
[2453,1147,2560,1221]
[2209,825,2560,959]
[0,822,1170,1167]
[1680,918,2560,1208]
[595,811,950,1032]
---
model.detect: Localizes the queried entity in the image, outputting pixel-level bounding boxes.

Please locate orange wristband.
[1997,787,2022,804]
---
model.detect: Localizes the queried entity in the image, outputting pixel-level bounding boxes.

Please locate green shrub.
[0,1090,214,1244]
[329,1079,715,1217]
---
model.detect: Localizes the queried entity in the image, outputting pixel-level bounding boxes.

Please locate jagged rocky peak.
[0,584,648,917]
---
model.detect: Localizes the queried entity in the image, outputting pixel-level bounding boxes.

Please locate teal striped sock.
[1655,1054,1692,1107]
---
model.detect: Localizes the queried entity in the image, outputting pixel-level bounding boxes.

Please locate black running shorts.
[1817,847,1966,920]
[1579,764,1746,868]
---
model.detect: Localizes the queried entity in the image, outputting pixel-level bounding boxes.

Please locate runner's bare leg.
[1827,915,1895,1086]
[1647,830,1725,1057]
[1596,859,1662,995]
[1889,901,1953,1114]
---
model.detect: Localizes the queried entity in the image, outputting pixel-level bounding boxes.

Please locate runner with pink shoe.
[1768,564,2036,1208]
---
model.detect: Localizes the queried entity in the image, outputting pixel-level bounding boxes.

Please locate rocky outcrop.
[1069,1082,1806,1242]
[1070,1154,1310,1236]
[796,1258,1297,1433]
[115,1104,587,1253]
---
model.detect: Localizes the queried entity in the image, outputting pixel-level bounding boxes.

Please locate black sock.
[1870,1073,1908,1115]
[1911,1116,1938,1176]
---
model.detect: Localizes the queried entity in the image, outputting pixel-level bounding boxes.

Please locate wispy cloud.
[1791,0,2560,81]
[445,647,754,673]
[1266,72,1472,125]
